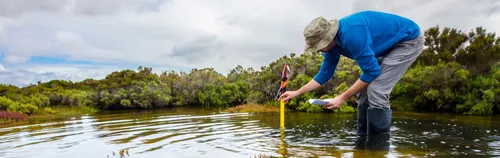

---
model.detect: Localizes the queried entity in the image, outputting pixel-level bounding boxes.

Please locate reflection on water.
[0,108,499,158]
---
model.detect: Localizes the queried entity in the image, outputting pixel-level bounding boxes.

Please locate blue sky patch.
[1,54,194,74]
[26,55,190,70]
[0,52,5,61]
[26,56,103,65]
[28,56,68,64]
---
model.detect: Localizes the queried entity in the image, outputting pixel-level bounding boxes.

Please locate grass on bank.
[225,101,356,113]
[30,105,97,119]
[0,105,97,124]
[225,103,281,113]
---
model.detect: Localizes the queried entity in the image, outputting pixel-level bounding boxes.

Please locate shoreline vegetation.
[225,103,281,113]
[1,25,500,123]
[0,106,97,125]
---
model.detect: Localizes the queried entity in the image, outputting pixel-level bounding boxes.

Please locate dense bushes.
[392,62,500,115]
[0,25,499,115]
[0,110,28,123]
[391,26,500,114]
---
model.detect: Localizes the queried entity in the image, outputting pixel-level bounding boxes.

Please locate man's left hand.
[323,96,345,110]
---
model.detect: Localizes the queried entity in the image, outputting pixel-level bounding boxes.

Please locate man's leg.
[356,56,384,136]
[366,35,425,134]
[355,88,369,136]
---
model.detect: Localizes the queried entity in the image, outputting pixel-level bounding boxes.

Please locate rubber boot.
[356,104,368,136]
[366,108,391,151]
[367,108,392,135]
[366,132,390,151]
[354,134,367,150]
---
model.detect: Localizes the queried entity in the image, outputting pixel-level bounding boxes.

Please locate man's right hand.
[279,79,321,103]
[280,91,300,103]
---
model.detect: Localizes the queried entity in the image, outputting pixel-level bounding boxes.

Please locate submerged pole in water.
[280,98,285,128]
[278,123,288,156]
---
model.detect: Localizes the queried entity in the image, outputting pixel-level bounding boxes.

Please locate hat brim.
[304,19,338,53]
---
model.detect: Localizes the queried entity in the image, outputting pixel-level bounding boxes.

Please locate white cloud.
[3,56,30,64]
[0,63,5,72]
[0,0,499,86]
[54,30,84,43]
[0,64,122,87]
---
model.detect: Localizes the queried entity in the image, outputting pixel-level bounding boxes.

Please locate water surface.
[0,108,499,157]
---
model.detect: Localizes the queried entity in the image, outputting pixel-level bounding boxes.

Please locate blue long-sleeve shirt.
[313,10,421,85]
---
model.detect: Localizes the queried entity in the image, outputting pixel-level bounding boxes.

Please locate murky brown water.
[0,107,499,158]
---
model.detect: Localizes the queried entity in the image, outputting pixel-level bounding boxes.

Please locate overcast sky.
[0,0,499,87]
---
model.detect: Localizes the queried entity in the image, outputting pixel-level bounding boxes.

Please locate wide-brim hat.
[303,17,339,53]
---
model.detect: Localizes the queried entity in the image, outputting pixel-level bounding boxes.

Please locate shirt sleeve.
[313,51,341,85]
[341,25,381,83]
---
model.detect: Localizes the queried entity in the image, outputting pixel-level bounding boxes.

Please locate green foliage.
[198,81,248,109]
[0,25,499,115]
[392,62,469,111]
[391,25,500,115]
[43,107,56,114]
[0,96,17,110]
[8,103,38,115]
[337,103,356,113]
[417,26,500,75]
[304,104,324,113]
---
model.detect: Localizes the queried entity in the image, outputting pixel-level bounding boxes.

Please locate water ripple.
[0,109,499,158]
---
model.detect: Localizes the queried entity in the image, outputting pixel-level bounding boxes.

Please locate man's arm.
[299,52,341,95]
[282,52,340,102]
[325,78,369,109]
[338,79,368,100]
[295,79,321,95]
[297,51,342,95]
[312,52,341,86]
[324,25,380,109]
[339,25,380,98]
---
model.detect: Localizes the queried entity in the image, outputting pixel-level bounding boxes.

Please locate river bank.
[3,100,500,126]
[0,106,96,127]
[224,103,357,113]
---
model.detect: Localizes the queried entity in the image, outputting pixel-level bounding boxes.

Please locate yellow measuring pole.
[278,63,288,130]
[280,98,285,129]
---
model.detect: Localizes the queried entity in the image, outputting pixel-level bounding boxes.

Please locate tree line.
[0,25,499,116]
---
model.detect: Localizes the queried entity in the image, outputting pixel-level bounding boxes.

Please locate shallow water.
[0,108,499,158]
